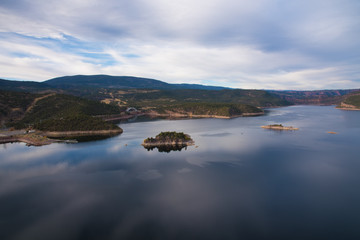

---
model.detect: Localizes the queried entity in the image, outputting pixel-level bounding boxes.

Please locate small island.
[261,124,299,131]
[142,131,194,147]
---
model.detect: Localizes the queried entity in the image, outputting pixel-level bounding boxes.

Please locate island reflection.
[143,145,189,153]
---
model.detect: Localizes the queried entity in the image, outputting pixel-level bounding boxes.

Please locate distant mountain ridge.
[1,75,359,106]
[269,89,359,105]
[45,75,228,90]
[0,79,53,92]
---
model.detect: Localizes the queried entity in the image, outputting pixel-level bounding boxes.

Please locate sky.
[0,0,359,90]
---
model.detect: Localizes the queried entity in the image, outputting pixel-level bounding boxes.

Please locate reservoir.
[1,105,360,239]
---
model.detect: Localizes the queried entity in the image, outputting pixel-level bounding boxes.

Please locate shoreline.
[145,111,264,119]
[99,110,266,122]
[41,129,123,137]
[103,113,145,121]
[0,134,55,146]
[335,107,360,111]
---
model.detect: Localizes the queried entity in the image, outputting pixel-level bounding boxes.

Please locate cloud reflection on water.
[137,169,163,181]
[0,106,360,239]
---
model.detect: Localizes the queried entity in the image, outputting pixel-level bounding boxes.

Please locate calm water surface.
[1,106,360,240]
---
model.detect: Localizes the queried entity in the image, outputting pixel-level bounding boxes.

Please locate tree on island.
[144,131,192,144]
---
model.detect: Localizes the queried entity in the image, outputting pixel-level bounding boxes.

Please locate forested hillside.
[0,90,41,125]
[1,91,122,131]
[45,75,227,90]
[94,88,289,108]
[151,102,263,117]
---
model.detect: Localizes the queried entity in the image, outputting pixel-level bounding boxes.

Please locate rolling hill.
[0,79,54,92]
[45,75,228,90]
[1,75,358,108]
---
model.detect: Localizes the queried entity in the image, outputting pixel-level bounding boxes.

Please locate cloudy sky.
[0,0,359,89]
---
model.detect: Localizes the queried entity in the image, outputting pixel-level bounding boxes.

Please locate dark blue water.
[1,106,360,240]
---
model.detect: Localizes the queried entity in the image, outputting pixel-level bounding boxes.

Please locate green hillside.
[19,94,120,121]
[2,91,122,131]
[0,90,41,125]
[33,115,119,131]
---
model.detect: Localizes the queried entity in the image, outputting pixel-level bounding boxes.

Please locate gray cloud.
[0,0,359,89]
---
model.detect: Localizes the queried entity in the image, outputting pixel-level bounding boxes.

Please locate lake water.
[1,106,360,240]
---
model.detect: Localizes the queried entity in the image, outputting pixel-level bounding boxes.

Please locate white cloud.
[0,10,66,39]
[248,67,360,90]
[0,35,100,80]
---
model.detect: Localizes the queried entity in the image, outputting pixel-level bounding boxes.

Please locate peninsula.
[0,131,55,146]
[336,94,360,110]
[261,124,299,131]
